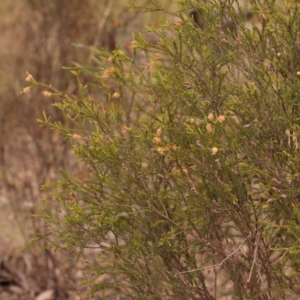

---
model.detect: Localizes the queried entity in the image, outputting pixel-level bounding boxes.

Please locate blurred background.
[0,1,173,299]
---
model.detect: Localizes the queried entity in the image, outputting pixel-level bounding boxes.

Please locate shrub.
[30,0,300,298]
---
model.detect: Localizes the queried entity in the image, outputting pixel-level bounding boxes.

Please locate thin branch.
[174,233,252,276]
[247,230,260,286]
[256,261,271,300]
[246,228,270,299]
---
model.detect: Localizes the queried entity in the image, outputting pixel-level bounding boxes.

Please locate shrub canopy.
[33,0,300,298]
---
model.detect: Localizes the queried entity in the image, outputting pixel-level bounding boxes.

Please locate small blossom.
[181,168,188,174]
[156,128,162,137]
[211,147,218,155]
[297,71,300,76]
[174,21,183,27]
[156,147,166,155]
[107,56,113,62]
[130,40,138,49]
[153,136,162,144]
[112,92,120,98]
[42,91,52,97]
[73,134,82,140]
[206,123,213,132]
[216,115,226,123]
[169,144,177,151]
[26,74,33,82]
[103,67,117,79]
[207,113,214,121]
[23,87,30,93]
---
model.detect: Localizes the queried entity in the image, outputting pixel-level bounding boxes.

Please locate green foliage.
[30,0,300,298]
